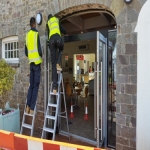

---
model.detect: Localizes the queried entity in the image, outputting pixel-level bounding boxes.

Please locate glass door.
[107,30,117,148]
[94,31,107,147]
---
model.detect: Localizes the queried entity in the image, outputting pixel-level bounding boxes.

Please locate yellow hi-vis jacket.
[26,30,42,65]
[48,16,60,39]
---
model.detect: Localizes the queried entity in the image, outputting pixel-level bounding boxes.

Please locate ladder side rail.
[61,73,70,139]
[41,82,53,138]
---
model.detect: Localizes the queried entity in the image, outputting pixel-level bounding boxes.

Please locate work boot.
[29,109,34,115]
[26,105,30,114]
[56,64,62,71]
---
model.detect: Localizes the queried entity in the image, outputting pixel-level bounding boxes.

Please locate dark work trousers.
[27,63,41,110]
[49,34,63,89]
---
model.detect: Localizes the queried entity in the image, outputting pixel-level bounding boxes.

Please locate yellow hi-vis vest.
[26,30,42,65]
[48,16,60,39]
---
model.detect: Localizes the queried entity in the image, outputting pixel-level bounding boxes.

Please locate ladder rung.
[60,92,65,94]
[24,112,34,117]
[58,115,67,119]
[48,103,57,107]
[43,127,54,133]
[22,123,32,129]
[46,115,56,120]
[50,92,59,95]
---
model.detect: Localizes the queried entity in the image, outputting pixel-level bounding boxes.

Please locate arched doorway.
[54,8,117,148]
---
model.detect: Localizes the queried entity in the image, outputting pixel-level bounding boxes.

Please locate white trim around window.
[2,36,19,64]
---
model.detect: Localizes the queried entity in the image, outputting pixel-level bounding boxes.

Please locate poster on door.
[76,55,84,60]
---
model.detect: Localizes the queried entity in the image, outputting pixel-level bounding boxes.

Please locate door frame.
[95,31,108,147]
[49,31,115,148]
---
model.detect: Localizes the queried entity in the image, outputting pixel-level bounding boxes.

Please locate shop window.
[2,36,19,64]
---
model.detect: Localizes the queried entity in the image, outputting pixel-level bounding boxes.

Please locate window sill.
[7,62,20,68]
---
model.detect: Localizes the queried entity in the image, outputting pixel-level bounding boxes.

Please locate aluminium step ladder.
[41,71,70,140]
[20,93,37,136]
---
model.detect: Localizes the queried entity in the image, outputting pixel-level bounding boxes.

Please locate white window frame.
[2,36,19,64]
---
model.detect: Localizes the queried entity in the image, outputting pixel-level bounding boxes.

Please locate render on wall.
[135,0,150,149]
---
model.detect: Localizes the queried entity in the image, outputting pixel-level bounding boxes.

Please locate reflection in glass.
[11,43,13,50]
[14,51,16,58]
[5,52,7,58]
[107,31,116,148]
[8,43,10,50]
[11,51,13,58]
[8,51,10,58]
[17,50,19,58]
[14,42,16,49]
[5,43,7,50]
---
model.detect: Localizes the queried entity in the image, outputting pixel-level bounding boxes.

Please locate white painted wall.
[135,0,150,149]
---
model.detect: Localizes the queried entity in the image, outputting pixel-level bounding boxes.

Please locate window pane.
[11,43,13,50]
[14,42,16,49]
[17,42,18,49]
[8,43,10,50]
[5,44,7,50]
[14,51,16,58]
[11,51,14,58]
[5,51,7,58]
[17,50,19,58]
[8,51,10,58]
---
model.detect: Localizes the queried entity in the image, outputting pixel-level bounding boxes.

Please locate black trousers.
[27,63,41,110]
[49,34,63,89]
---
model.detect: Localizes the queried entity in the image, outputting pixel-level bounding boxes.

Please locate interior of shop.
[60,38,96,142]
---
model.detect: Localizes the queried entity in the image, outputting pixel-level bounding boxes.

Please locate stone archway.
[49,0,125,20]
[47,0,140,149]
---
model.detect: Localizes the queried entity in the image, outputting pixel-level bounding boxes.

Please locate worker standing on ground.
[47,14,66,94]
[25,17,42,114]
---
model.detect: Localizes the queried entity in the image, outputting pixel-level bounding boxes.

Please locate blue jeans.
[49,34,63,89]
[27,63,41,110]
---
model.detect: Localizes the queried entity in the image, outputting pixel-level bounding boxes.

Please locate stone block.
[130,75,137,84]
[117,75,129,84]
[116,136,129,146]
[116,64,122,74]
[132,95,137,105]
[130,139,136,148]
[122,65,137,75]
[117,93,132,104]
[123,146,136,150]
[132,33,137,44]
[130,55,137,65]
[117,55,129,65]
[121,104,136,117]
[116,114,126,125]
[116,143,123,150]
[116,83,124,94]
[116,123,121,136]
[111,0,125,18]
[121,24,132,34]
[126,116,131,127]
[125,84,137,95]
[121,126,136,139]
[116,44,122,55]
[116,103,121,113]
[125,44,137,54]
[126,7,139,23]
[131,117,136,127]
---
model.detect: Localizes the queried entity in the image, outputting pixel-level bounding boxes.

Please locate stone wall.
[0,0,53,137]
[0,0,147,149]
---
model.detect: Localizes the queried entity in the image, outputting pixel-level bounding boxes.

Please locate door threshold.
[59,130,98,146]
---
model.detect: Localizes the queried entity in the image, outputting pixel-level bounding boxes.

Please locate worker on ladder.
[25,17,43,114]
[47,14,67,94]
